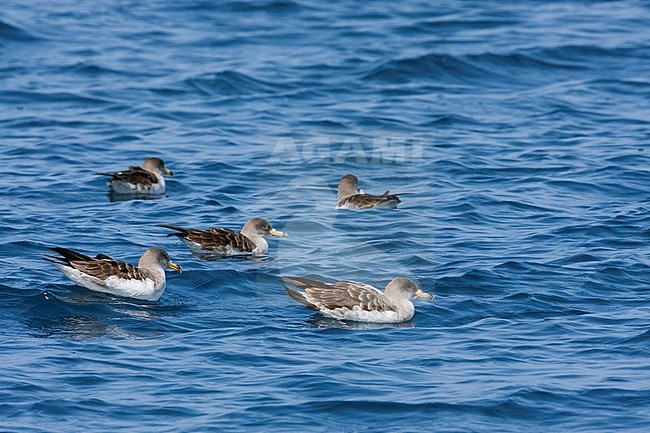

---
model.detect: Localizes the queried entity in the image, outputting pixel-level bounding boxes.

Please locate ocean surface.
[1,0,649,431]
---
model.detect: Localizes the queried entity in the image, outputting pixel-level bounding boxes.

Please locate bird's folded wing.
[285,277,390,311]
[340,193,401,208]
[205,228,257,251]
[164,226,256,251]
[106,166,158,185]
[70,259,145,282]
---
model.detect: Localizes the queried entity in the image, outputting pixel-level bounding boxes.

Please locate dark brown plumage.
[161,225,257,253]
[43,247,181,301]
[336,174,402,209]
[161,218,287,257]
[337,191,401,209]
[97,166,159,187]
[43,247,146,281]
[96,157,172,195]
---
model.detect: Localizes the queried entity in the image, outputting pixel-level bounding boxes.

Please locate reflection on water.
[22,290,168,339]
[30,315,143,339]
[56,288,133,304]
[306,315,416,329]
[107,192,166,203]
[189,252,269,263]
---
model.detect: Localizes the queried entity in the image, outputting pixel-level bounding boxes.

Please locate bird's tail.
[158,224,191,237]
[386,192,415,196]
[283,278,322,309]
[285,287,317,309]
[41,247,92,266]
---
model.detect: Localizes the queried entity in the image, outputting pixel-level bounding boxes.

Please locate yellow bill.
[415,289,435,300]
[168,260,182,273]
[269,228,288,238]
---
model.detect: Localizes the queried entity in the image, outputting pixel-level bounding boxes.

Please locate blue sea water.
[1,0,649,431]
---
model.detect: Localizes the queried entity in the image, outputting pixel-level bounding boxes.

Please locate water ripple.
[1,0,649,431]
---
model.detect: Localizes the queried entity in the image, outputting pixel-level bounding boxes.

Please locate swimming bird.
[43,247,182,301]
[96,157,173,195]
[284,276,434,323]
[336,174,402,209]
[160,218,288,257]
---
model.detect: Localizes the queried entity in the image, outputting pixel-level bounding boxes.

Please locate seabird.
[284,276,434,323]
[96,157,173,195]
[161,218,288,257]
[336,174,402,209]
[43,247,182,301]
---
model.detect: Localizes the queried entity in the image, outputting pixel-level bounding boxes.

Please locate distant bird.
[336,174,402,209]
[284,276,434,323]
[43,247,182,301]
[96,157,173,195]
[160,218,288,257]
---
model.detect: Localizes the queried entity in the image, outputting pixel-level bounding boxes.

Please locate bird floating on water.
[96,157,173,195]
[284,276,434,323]
[336,174,402,209]
[161,218,288,257]
[43,247,182,301]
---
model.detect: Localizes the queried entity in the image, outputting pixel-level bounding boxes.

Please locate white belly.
[322,305,414,323]
[109,179,165,195]
[56,265,164,301]
[374,199,400,209]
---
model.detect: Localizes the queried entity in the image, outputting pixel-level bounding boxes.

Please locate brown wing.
[97,166,158,186]
[43,247,144,281]
[161,225,256,252]
[70,258,145,281]
[284,277,391,312]
[338,191,401,209]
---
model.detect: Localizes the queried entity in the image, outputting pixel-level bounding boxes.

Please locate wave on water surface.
[0,0,649,431]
